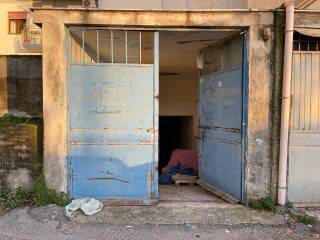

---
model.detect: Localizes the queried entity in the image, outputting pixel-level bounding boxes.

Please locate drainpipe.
[278,0,294,206]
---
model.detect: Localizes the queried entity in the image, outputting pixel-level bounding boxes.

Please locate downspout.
[278,0,294,206]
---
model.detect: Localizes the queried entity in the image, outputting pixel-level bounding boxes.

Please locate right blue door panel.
[199,66,243,201]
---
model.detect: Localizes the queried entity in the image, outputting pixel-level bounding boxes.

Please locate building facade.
[0,0,88,117]
[32,4,275,204]
[1,0,320,206]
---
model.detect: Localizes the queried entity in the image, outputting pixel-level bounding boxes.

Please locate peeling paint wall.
[33,9,274,202]
[0,124,43,191]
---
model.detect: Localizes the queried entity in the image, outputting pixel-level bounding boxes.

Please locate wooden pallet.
[172,174,198,186]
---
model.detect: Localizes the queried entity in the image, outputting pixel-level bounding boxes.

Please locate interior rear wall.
[159,74,198,150]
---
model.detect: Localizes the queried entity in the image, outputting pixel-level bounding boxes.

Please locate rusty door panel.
[68,65,156,200]
[199,66,243,201]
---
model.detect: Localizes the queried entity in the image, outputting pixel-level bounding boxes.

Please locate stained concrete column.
[42,20,68,193]
[246,25,273,200]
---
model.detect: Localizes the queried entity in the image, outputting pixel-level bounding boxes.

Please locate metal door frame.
[65,26,248,203]
[241,32,249,203]
[65,27,159,200]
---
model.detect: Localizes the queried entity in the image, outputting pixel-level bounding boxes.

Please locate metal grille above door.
[69,29,154,65]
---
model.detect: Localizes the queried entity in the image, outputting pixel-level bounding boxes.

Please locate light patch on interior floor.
[6,168,34,191]
[158,185,225,203]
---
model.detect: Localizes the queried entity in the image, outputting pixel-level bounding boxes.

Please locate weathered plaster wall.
[33,9,274,201]
[0,55,42,117]
[247,0,284,9]
[33,10,274,28]
[0,124,43,191]
[41,21,68,192]
[295,12,320,29]
[7,56,42,117]
[245,24,274,200]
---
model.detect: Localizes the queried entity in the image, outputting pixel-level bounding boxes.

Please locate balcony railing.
[21,27,42,49]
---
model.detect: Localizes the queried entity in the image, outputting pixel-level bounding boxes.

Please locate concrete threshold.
[68,201,286,226]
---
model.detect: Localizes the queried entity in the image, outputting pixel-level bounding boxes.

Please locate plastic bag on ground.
[65,198,103,216]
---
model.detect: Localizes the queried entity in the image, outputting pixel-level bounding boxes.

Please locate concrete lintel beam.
[32,10,274,27]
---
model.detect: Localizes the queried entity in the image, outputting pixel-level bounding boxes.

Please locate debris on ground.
[65,198,103,216]
[184,223,193,230]
[0,205,319,240]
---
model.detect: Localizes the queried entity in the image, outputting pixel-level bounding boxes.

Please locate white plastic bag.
[65,198,103,216]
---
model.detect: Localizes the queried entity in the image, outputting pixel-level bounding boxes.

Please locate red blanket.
[162,149,199,174]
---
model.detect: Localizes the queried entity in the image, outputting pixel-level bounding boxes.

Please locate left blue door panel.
[68,65,156,200]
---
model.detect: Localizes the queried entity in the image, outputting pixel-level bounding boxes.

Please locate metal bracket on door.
[198,127,205,142]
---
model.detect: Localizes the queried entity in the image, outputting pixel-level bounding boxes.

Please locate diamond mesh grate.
[98,30,112,63]
[112,30,126,63]
[127,31,140,64]
[83,29,98,63]
[69,29,148,65]
[69,29,83,64]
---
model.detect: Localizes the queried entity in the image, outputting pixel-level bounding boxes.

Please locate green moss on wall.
[31,124,43,180]
[248,196,276,212]
[34,175,68,207]
[0,114,43,125]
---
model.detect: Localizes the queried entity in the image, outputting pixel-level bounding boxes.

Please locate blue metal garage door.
[198,35,246,203]
[67,29,159,201]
